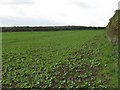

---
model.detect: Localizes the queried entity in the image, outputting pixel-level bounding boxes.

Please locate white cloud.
[72,1,91,9]
[0,0,34,5]
[1,16,63,26]
[0,0,119,26]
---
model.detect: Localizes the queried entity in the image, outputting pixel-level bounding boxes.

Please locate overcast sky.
[0,0,119,27]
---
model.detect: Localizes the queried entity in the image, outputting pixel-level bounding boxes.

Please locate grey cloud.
[57,13,67,18]
[73,1,91,9]
[1,17,63,26]
[118,1,120,10]
[0,0,34,5]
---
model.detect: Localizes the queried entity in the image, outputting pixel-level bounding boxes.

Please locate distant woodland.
[1,26,105,32]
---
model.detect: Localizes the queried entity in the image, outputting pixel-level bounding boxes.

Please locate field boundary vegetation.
[2,26,105,32]
[0,27,2,89]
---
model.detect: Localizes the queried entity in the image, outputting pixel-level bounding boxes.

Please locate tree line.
[1,26,105,32]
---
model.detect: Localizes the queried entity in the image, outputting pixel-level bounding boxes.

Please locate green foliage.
[2,26,105,32]
[106,10,120,44]
[2,30,118,88]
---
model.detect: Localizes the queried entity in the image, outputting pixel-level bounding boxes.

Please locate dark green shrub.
[106,10,120,45]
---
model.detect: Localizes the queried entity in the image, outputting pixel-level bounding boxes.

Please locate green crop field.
[2,30,118,88]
